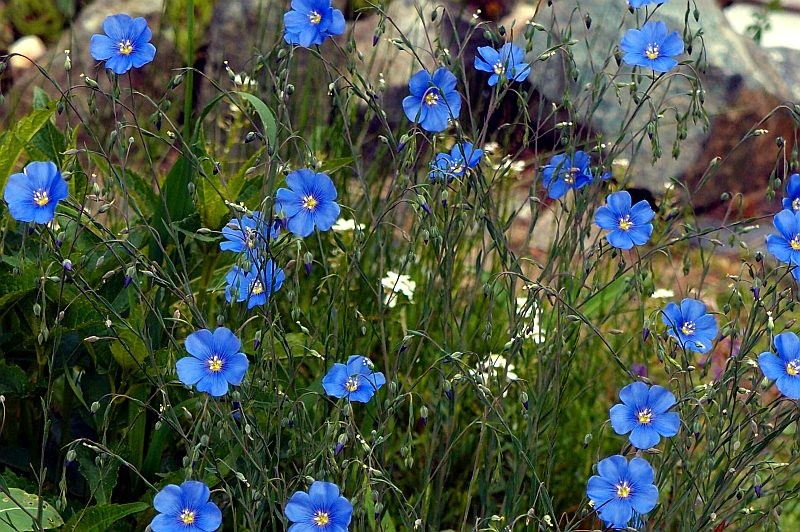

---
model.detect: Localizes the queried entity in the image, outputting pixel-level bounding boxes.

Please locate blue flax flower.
[594,191,655,250]
[285,481,352,531]
[661,298,717,354]
[276,169,340,238]
[225,260,285,309]
[586,455,658,530]
[428,142,484,181]
[220,212,280,258]
[759,332,800,399]
[151,480,222,532]
[90,14,156,75]
[402,68,462,133]
[609,382,680,449]
[783,174,800,212]
[322,355,386,403]
[542,151,593,200]
[474,43,530,86]
[284,0,345,48]
[629,0,669,7]
[767,209,800,275]
[176,328,248,397]
[620,21,683,73]
[3,161,68,223]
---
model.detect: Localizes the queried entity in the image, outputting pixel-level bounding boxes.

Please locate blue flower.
[542,151,593,200]
[220,212,281,259]
[402,68,462,133]
[594,191,655,250]
[620,21,684,73]
[586,455,658,530]
[629,0,669,7]
[474,43,530,86]
[609,382,680,449]
[275,169,340,238]
[176,328,249,397]
[90,14,157,75]
[428,142,484,181]
[322,355,386,403]
[224,260,285,309]
[283,0,345,48]
[767,209,800,267]
[151,480,222,532]
[783,174,800,212]
[661,298,717,354]
[759,332,800,399]
[3,161,68,223]
[285,481,353,531]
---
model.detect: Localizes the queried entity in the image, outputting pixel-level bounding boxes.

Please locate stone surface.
[9,36,47,71]
[500,0,795,213]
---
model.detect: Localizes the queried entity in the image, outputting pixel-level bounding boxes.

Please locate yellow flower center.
[787,360,800,376]
[33,189,50,207]
[681,321,695,336]
[616,481,632,499]
[179,509,195,525]
[245,227,257,248]
[251,280,264,296]
[563,168,580,185]
[118,39,133,56]
[645,43,660,60]
[345,377,359,392]
[302,195,319,211]
[793,198,800,212]
[791,236,800,251]
[424,90,440,107]
[493,61,505,75]
[618,215,633,231]
[308,11,322,25]
[637,408,653,425]
[313,510,330,526]
[207,355,224,373]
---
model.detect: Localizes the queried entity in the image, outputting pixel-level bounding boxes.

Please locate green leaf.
[63,502,148,532]
[109,328,149,371]
[0,362,30,397]
[318,156,354,174]
[0,488,64,530]
[77,447,119,505]
[0,103,57,193]
[236,92,277,151]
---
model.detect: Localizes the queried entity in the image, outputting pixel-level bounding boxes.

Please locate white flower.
[651,288,675,299]
[332,218,365,232]
[381,271,416,308]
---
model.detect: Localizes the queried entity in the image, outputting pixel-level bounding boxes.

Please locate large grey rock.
[503,0,794,212]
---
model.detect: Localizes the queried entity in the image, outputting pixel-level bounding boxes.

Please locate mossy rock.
[7,0,64,41]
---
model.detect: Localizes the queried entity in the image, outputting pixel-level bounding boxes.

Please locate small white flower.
[332,218,365,232]
[381,271,416,308]
[516,297,546,343]
[651,288,675,299]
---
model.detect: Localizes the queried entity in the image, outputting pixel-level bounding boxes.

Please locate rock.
[9,36,47,71]
[500,0,794,214]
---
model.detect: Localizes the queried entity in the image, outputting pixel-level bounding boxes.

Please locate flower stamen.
[424,89,440,107]
[179,509,196,525]
[313,510,330,526]
[118,39,133,56]
[308,10,322,25]
[618,215,633,231]
[345,377,359,392]
[637,408,653,425]
[681,321,696,336]
[33,189,50,207]
[787,360,800,376]
[791,235,800,251]
[645,43,660,60]
[207,355,224,373]
[302,195,319,211]
[793,198,800,212]
[615,480,632,499]
[493,61,505,75]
